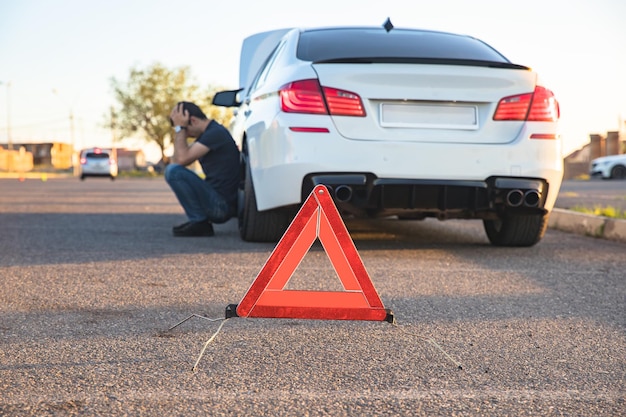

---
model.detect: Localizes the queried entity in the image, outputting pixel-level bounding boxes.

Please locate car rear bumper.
[81,172,116,177]
[248,129,563,214]
[302,173,549,219]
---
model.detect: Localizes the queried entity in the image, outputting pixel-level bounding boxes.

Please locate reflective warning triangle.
[232,185,393,322]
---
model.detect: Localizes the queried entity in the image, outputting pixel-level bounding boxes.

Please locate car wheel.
[610,165,626,179]
[483,213,548,247]
[239,162,295,242]
[80,175,85,181]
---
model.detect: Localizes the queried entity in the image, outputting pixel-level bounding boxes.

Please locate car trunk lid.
[312,63,537,144]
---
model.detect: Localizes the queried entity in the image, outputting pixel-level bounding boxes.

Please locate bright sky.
[0,0,624,161]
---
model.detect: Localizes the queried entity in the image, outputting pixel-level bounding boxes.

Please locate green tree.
[109,63,233,162]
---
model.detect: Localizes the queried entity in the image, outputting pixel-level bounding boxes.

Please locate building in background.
[564,127,625,179]
[0,142,73,171]
[1,142,146,173]
[116,148,147,171]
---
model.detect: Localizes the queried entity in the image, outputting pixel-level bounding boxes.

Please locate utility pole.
[69,109,75,150]
[52,88,76,151]
[0,81,12,151]
[52,88,78,171]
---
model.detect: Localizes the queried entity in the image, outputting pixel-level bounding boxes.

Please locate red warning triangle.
[234,185,393,322]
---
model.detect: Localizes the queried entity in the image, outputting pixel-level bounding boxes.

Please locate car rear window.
[85,153,109,159]
[296,28,510,64]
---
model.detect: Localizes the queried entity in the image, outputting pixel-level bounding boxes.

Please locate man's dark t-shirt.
[195,120,240,209]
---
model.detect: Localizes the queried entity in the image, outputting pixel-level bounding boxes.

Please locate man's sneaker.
[172,221,214,237]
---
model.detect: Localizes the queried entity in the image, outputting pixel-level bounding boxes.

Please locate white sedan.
[590,154,626,180]
[213,22,563,246]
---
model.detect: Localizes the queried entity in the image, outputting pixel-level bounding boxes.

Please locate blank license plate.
[380,103,478,130]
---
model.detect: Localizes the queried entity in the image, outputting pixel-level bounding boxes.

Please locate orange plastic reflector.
[530,133,558,140]
[289,127,330,133]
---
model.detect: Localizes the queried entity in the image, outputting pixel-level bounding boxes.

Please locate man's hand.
[169,102,209,166]
[170,103,190,127]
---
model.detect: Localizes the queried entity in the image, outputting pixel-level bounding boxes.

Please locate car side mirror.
[212,89,243,107]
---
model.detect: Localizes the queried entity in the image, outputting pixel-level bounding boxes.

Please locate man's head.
[169,101,209,137]
[178,102,207,120]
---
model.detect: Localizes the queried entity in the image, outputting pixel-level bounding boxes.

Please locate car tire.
[483,213,548,247]
[239,162,295,242]
[610,165,626,180]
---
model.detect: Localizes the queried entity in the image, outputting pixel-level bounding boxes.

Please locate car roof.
[81,148,113,156]
[593,154,626,162]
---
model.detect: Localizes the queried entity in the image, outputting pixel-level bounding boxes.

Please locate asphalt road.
[0,178,624,416]
[556,178,626,212]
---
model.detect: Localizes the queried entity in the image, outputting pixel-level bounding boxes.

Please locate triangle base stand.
[225,304,396,324]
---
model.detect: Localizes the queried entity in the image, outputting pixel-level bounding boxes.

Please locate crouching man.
[166,101,240,237]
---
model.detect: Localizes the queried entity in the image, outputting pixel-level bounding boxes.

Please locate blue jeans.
[165,164,235,224]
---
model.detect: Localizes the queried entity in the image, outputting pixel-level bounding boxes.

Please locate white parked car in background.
[590,154,626,180]
[78,147,118,180]
[213,22,563,246]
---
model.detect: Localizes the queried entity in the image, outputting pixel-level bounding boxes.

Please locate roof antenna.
[383,17,394,32]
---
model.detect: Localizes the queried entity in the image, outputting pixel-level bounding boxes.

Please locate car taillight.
[280,79,365,117]
[493,86,559,122]
[323,87,365,117]
[80,158,87,165]
[527,86,560,121]
[281,79,327,114]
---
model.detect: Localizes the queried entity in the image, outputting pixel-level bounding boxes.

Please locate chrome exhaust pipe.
[335,185,353,202]
[505,189,524,207]
[523,190,541,207]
